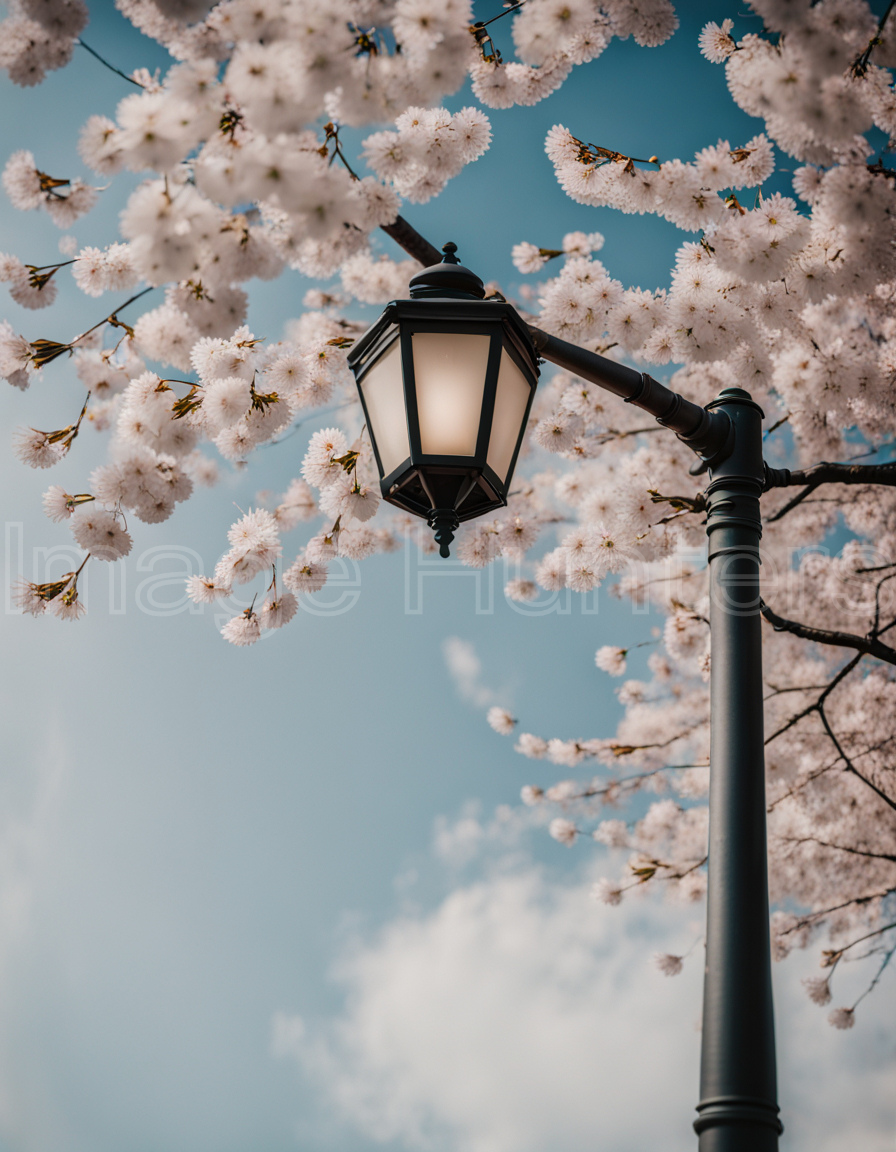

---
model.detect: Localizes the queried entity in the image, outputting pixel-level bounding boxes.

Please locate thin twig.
[765,484,814,522]
[818,703,896,814]
[777,889,896,935]
[764,683,830,700]
[475,0,527,31]
[71,286,154,345]
[764,654,861,745]
[763,414,789,438]
[260,400,356,448]
[768,736,896,810]
[852,943,896,1009]
[77,39,143,87]
[850,0,896,75]
[780,833,896,862]
[840,921,896,954]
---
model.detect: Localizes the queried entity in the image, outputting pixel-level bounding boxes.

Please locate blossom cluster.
[363,106,492,204]
[3,149,97,226]
[470,0,677,109]
[0,0,87,87]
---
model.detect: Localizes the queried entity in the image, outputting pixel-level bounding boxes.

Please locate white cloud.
[441,637,500,710]
[278,867,701,1152]
[431,801,547,869]
[277,861,896,1152]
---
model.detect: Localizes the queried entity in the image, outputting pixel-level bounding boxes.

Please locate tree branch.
[764,484,814,522]
[605,724,701,757]
[779,835,896,863]
[759,599,896,666]
[764,653,861,745]
[777,888,896,934]
[77,39,144,87]
[818,703,896,814]
[764,682,830,700]
[573,762,709,801]
[649,490,707,514]
[596,425,663,444]
[768,735,896,810]
[838,921,896,954]
[852,942,896,1009]
[850,0,896,76]
[319,130,442,269]
[765,461,896,522]
[768,462,896,488]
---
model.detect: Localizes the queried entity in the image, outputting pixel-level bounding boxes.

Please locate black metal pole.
[529,331,782,1149]
[696,387,781,1151]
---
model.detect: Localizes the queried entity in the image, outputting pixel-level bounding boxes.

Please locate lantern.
[347,243,539,556]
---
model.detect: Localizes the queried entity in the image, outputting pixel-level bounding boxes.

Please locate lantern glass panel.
[411,331,491,457]
[487,347,532,483]
[358,337,408,476]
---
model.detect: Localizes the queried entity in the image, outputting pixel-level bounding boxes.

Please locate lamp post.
[348,244,782,1151]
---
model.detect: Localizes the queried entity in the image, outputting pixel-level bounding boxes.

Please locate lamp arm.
[374,220,729,465]
[380,217,443,268]
[528,325,733,468]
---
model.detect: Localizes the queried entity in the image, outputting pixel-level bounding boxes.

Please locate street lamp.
[348,243,782,1152]
[346,243,539,556]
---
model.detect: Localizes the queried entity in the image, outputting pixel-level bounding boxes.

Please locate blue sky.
[0,3,893,1151]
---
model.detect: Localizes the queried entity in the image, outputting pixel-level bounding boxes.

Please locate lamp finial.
[428,509,460,558]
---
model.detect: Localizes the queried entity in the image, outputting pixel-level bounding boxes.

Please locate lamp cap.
[409,242,486,300]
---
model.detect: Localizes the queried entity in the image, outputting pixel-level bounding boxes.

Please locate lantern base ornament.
[427,509,460,558]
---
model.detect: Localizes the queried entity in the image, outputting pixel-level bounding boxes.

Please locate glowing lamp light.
[347,243,539,556]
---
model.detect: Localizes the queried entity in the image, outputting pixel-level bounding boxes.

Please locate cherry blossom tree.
[1,0,895,1028]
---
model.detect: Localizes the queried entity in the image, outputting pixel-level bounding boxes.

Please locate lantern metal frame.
[347,246,540,556]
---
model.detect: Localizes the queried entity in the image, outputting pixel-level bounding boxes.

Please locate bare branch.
[763,413,789,438]
[572,762,709,801]
[764,654,861,745]
[778,835,896,863]
[767,460,896,490]
[818,704,896,814]
[77,39,144,87]
[763,682,830,700]
[764,484,815,522]
[765,461,896,522]
[759,599,896,666]
[777,889,896,934]
[850,0,896,76]
[767,755,841,810]
[648,490,707,514]
[852,942,896,1009]
[840,921,896,954]
[596,425,663,444]
[605,724,701,757]
[769,736,896,810]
